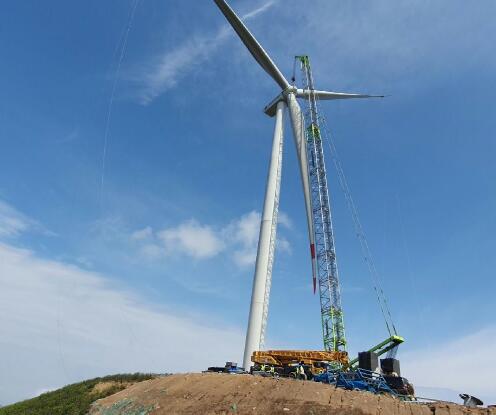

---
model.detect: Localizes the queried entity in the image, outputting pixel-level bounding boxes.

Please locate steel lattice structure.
[297,56,347,353]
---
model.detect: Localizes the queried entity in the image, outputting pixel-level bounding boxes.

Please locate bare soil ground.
[92,381,135,395]
[89,373,495,415]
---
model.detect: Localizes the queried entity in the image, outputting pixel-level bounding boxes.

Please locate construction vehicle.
[205,362,246,375]
[251,350,348,379]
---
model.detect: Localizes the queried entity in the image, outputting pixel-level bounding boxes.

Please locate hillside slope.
[0,374,155,415]
[90,373,495,415]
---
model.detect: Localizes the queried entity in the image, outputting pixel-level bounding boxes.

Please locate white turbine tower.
[213,0,382,370]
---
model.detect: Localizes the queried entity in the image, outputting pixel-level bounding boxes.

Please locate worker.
[260,363,266,372]
[269,365,275,376]
[296,361,307,381]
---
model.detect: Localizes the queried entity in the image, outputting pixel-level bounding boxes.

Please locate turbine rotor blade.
[287,94,318,293]
[214,0,290,90]
[296,89,384,100]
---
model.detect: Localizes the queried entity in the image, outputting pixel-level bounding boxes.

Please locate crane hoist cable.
[318,113,398,336]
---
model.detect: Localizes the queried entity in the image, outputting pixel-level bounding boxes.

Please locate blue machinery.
[316,368,396,394]
[314,368,415,400]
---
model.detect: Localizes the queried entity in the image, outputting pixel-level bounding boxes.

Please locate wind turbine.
[213,0,383,370]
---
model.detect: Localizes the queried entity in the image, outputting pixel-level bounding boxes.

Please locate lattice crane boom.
[297,55,347,353]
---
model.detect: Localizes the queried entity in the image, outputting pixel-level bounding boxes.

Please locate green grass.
[0,373,156,415]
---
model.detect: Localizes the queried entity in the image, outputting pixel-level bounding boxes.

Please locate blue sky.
[1,0,495,405]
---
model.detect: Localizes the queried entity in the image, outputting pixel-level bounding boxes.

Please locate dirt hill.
[89,373,495,415]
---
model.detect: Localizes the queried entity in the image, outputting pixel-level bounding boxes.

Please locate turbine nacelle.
[264,88,384,117]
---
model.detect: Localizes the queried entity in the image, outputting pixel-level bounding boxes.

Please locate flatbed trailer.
[251,350,349,377]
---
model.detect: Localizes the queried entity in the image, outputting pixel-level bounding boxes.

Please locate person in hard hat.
[269,365,276,376]
[296,362,307,381]
[260,363,266,372]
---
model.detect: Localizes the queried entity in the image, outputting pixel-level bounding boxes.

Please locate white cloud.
[227,211,292,267]
[229,210,261,247]
[0,242,243,405]
[227,211,261,268]
[139,243,163,260]
[158,220,225,259]
[131,226,153,241]
[401,327,496,401]
[277,236,291,254]
[0,200,34,238]
[278,211,292,230]
[136,1,277,104]
[130,211,291,267]
[232,249,256,268]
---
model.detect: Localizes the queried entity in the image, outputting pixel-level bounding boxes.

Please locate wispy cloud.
[54,127,79,144]
[136,1,276,104]
[280,0,496,93]
[0,200,49,238]
[0,241,243,405]
[0,201,31,238]
[127,0,496,107]
[242,0,275,20]
[131,226,153,241]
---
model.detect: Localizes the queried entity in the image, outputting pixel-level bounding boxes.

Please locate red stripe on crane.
[310,243,316,259]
